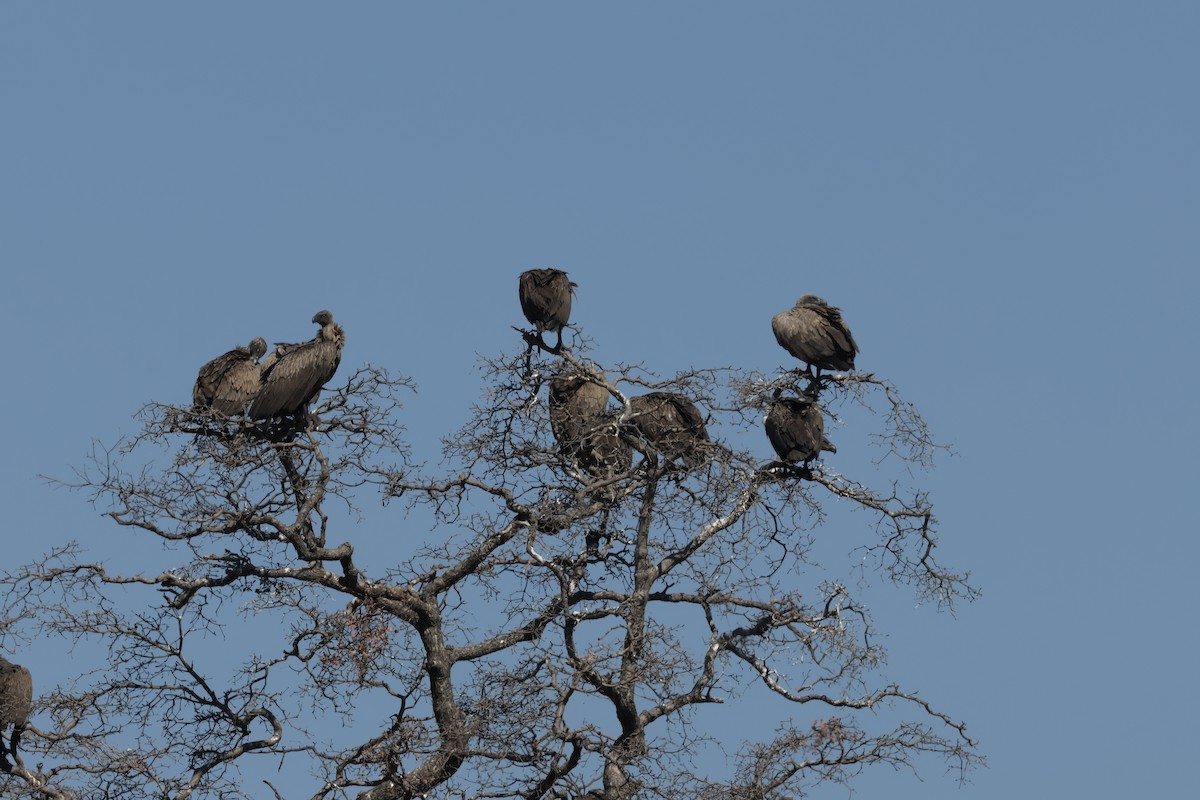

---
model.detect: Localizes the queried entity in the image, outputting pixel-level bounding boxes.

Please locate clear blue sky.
[2,3,1196,797]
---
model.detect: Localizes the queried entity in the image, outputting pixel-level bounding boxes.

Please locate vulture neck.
[318,322,345,344]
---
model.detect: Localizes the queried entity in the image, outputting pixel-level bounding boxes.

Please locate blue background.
[2,3,1196,796]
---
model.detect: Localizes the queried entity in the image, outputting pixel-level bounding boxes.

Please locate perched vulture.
[571,422,631,491]
[549,372,631,490]
[519,269,576,350]
[193,337,268,416]
[248,310,345,420]
[0,656,31,730]
[771,295,859,374]
[549,372,609,447]
[626,392,710,468]
[765,393,836,465]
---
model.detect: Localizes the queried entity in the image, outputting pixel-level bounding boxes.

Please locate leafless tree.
[1,334,981,799]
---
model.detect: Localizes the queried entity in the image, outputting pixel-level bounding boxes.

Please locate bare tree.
[1,334,981,799]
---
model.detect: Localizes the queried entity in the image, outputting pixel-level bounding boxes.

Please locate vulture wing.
[249,338,342,419]
[194,338,266,416]
[548,372,629,496]
[812,303,858,368]
[549,373,610,450]
[628,392,710,467]
[771,298,858,371]
[258,340,303,376]
[577,416,632,484]
[519,269,574,332]
[765,396,829,464]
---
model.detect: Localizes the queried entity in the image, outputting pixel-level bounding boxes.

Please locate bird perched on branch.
[549,371,631,494]
[764,391,836,466]
[519,269,576,352]
[549,370,610,451]
[193,337,268,416]
[0,656,31,733]
[249,310,345,420]
[771,295,858,376]
[626,392,710,468]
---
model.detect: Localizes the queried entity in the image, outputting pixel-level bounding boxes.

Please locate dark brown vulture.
[549,373,610,447]
[771,295,859,375]
[626,392,710,468]
[519,269,576,351]
[549,372,631,491]
[193,337,268,416]
[248,310,345,420]
[0,656,31,730]
[765,393,836,465]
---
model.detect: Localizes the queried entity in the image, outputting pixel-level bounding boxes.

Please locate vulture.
[626,392,710,468]
[193,337,268,415]
[549,372,631,490]
[248,310,345,420]
[771,295,859,375]
[519,269,576,351]
[764,393,836,465]
[0,656,31,730]
[549,372,610,448]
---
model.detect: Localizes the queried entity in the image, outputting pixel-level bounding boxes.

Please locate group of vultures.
[192,310,346,423]
[189,271,857,470]
[0,273,859,743]
[1,314,352,748]
[519,267,857,481]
